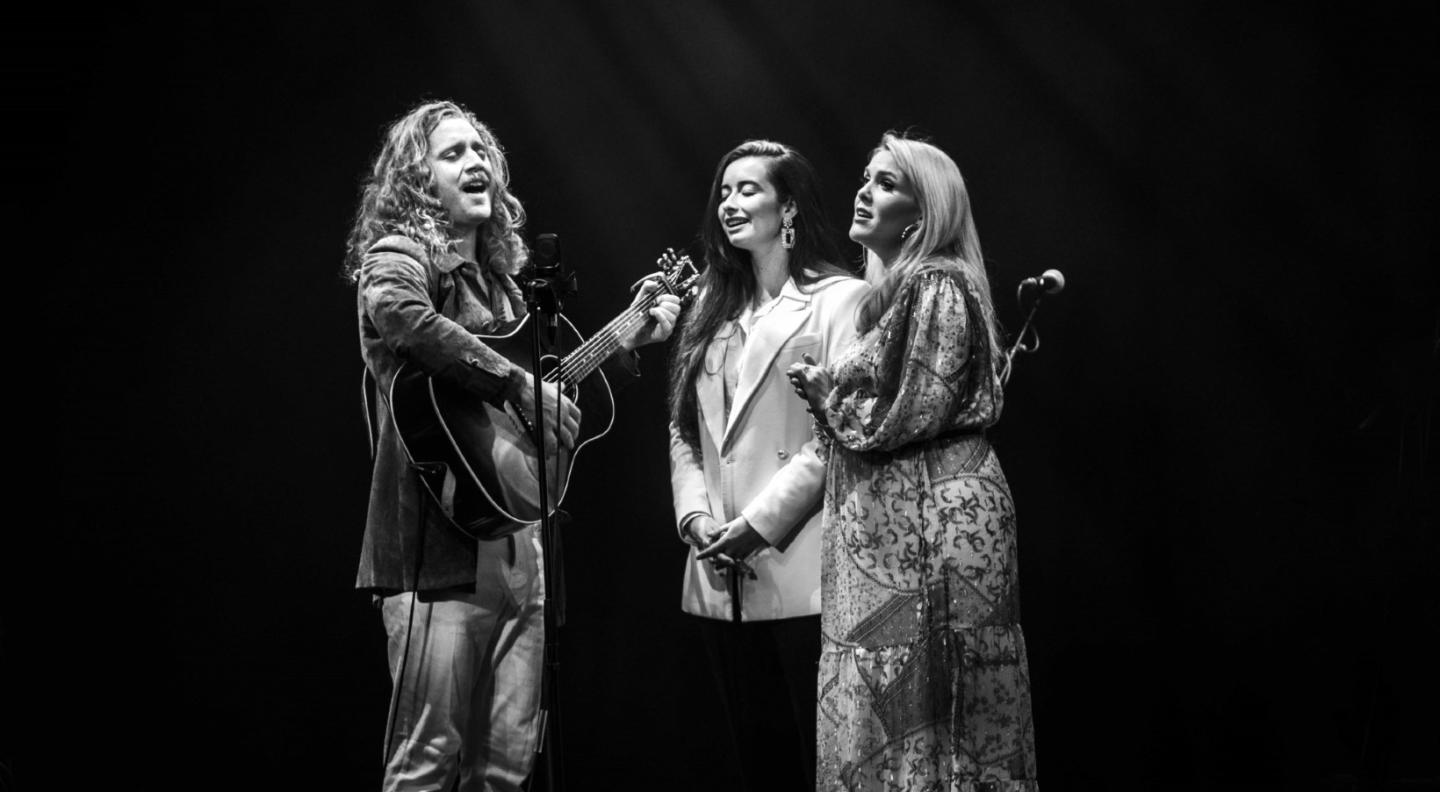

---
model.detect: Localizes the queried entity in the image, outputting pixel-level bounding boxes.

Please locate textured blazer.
[356,235,528,593]
[669,274,869,621]
[357,234,645,593]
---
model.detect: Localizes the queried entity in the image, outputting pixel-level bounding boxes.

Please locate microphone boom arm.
[999,294,1041,387]
[999,270,1064,386]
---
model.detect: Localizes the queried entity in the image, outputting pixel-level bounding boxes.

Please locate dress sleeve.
[360,240,526,405]
[824,269,981,453]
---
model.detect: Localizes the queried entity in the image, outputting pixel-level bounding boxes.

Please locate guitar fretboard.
[543,274,686,389]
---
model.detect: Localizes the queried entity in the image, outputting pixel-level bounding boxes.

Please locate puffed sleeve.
[824,268,988,452]
[360,237,527,405]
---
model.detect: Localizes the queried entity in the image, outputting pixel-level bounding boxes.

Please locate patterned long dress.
[816,264,1038,791]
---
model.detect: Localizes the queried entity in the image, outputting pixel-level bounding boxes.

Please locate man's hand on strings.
[618,279,681,351]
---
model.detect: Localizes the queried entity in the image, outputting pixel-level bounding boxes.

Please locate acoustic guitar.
[388,250,699,539]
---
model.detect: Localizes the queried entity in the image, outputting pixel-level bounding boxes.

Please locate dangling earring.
[781,215,796,250]
[900,221,920,241]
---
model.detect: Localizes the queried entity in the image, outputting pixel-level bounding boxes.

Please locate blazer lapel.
[721,283,812,450]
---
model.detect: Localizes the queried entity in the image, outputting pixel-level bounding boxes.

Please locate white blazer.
[669,274,870,621]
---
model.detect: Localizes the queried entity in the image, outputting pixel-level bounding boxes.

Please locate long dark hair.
[667,140,852,451]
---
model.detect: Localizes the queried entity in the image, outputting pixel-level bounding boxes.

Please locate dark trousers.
[693,613,821,792]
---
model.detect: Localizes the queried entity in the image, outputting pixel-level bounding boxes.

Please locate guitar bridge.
[512,403,539,442]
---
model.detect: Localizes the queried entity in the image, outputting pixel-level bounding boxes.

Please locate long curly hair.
[667,139,852,451]
[855,132,1002,365]
[343,100,528,280]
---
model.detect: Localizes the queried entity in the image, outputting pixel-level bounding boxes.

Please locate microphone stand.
[523,234,576,792]
[1000,281,1055,387]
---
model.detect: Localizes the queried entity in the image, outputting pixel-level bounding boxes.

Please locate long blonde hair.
[343,100,528,279]
[855,132,1002,363]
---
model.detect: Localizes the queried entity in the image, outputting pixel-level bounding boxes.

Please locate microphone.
[530,233,564,341]
[1020,268,1065,295]
[533,233,562,281]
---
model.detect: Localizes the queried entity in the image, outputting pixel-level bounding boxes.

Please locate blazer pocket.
[779,333,820,351]
[774,333,821,371]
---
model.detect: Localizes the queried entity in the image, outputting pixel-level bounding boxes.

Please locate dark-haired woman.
[667,140,869,790]
[790,133,1038,790]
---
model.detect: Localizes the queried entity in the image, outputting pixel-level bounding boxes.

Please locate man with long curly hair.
[347,99,679,791]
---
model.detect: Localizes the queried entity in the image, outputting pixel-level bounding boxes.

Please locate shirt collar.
[435,249,470,274]
[777,276,809,305]
[442,250,508,301]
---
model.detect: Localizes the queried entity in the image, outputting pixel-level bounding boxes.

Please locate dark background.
[39,1,1438,790]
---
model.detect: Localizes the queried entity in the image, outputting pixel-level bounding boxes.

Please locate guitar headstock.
[654,248,702,305]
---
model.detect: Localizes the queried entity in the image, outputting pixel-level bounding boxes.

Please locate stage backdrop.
[49,2,1437,790]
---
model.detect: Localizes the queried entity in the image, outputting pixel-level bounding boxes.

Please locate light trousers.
[381,525,545,792]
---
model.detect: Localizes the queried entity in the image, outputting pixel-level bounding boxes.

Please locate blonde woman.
[790,132,1038,791]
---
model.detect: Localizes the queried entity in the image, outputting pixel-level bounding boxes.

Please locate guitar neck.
[544,287,666,388]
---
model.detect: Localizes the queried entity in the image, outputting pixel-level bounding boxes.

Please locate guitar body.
[389,313,615,538]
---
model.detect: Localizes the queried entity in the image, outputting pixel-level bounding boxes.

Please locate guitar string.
[549,296,659,386]
[543,291,656,387]
[559,271,698,381]
[545,258,696,386]
[543,270,695,389]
